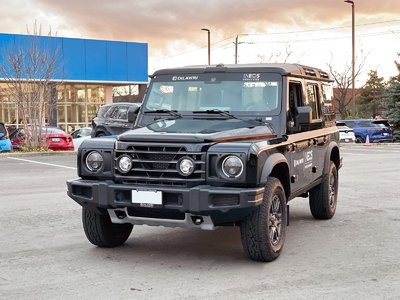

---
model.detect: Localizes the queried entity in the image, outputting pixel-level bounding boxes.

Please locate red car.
[10,127,74,151]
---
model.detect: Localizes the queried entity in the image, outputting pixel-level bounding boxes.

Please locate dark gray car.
[91,102,140,137]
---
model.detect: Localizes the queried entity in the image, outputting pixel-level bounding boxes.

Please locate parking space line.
[7,157,77,170]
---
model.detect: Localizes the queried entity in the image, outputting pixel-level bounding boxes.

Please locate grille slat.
[114,143,206,187]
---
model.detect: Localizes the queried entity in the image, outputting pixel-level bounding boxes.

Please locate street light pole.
[345,0,356,115]
[201,28,211,65]
[235,35,238,64]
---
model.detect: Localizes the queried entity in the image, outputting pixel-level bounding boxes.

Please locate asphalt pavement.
[0,144,399,299]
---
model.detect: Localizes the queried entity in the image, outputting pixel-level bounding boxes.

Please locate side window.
[116,106,129,121]
[359,121,371,127]
[105,106,117,118]
[306,83,321,120]
[288,82,303,126]
[71,130,80,138]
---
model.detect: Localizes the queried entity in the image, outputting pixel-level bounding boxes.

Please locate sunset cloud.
[2,0,399,51]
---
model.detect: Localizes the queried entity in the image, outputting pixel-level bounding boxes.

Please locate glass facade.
[0,83,106,133]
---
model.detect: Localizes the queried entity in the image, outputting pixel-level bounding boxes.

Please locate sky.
[1,0,400,86]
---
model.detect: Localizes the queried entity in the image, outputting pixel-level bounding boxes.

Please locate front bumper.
[67,178,264,223]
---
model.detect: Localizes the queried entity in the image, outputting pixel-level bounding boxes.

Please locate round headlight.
[86,151,103,172]
[179,158,195,176]
[118,155,132,173]
[222,155,243,178]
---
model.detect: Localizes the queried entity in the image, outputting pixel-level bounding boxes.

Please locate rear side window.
[372,120,390,128]
[306,83,321,120]
[97,106,111,118]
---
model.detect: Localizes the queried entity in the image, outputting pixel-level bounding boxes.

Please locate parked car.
[0,122,12,152]
[91,102,141,137]
[336,122,355,143]
[10,127,74,151]
[336,119,394,143]
[71,127,92,151]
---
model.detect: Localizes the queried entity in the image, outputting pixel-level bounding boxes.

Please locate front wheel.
[82,208,133,247]
[309,161,338,219]
[355,136,364,143]
[240,177,287,262]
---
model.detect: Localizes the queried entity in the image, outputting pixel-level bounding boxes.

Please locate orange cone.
[364,135,371,146]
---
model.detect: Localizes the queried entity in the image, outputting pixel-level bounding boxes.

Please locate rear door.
[106,105,131,135]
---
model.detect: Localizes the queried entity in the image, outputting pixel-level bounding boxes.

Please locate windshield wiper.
[143,109,182,118]
[192,109,240,120]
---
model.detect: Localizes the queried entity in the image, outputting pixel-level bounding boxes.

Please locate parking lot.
[1,144,400,300]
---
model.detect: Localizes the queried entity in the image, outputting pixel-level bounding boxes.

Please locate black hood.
[118,118,276,143]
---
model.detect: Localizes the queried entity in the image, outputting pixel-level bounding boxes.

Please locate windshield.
[144,73,281,115]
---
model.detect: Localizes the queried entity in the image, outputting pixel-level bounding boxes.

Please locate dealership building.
[0,33,148,132]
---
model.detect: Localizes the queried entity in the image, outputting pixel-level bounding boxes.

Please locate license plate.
[52,137,60,142]
[345,139,349,142]
[132,190,162,205]
[383,133,389,136]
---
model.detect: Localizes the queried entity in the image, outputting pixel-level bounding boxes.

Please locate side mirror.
[128,106,140,123]
[0,133,4,139]
[296,106,312,125]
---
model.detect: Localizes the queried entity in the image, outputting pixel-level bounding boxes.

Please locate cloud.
[1,0,400,54]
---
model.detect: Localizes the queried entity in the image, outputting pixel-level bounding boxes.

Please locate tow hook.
[115,210,127,219]
[191,216,204,225]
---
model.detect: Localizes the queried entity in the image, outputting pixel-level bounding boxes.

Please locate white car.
[70,127,92,151]
[336,123,355,143]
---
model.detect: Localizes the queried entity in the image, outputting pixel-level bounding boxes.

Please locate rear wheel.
[309,161,338,219]
[82,208,133,247]
[240,177,287,262]
[96,132,106,137]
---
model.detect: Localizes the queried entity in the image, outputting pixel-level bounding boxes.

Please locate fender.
[259,152,289,184]
[323,141,340,174]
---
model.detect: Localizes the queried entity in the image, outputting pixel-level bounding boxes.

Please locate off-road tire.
[355,136,364,143]
[82,208,133,247]
[309,161,338,219]
[240,177,287,262]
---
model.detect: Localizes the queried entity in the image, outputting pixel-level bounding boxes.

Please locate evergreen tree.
[357,70,385,118]
[383,56,400,133]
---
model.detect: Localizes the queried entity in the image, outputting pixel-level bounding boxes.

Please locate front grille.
[114,144,206,187]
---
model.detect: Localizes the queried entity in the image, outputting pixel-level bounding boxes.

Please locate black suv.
[67,64,341,262]
[91,102,140,137]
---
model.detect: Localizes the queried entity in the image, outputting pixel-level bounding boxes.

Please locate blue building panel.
[0,34,16,75]
[106,41,128,82]
[61,38,86,80]
[0,33,148,83]
[85,39,107,81]
[127,42,148,82]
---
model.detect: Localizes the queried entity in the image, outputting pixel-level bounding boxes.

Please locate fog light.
[118,155,132,173]
[86,151,103,172]
[178,158,195,176]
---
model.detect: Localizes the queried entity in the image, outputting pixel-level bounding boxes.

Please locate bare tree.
[327,54,366,118]
[257,44,294,64]
[0,21,62,150]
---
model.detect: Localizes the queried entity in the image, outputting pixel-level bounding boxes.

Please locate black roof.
[152,63,333,82]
